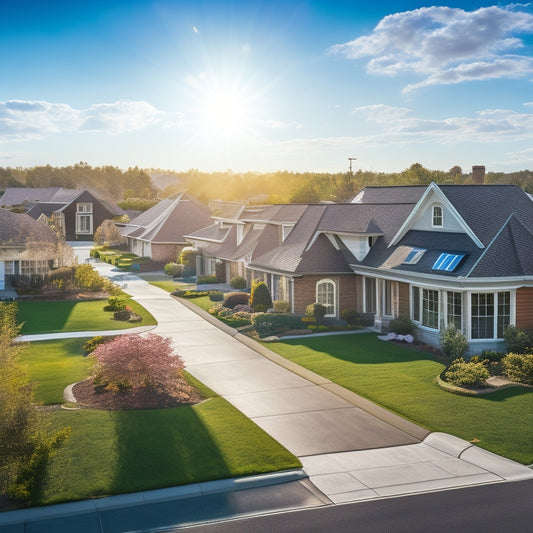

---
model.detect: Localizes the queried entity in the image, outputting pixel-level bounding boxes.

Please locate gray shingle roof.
[439,184,533,247]
[26,202,67,219]
[122,194,211,243]
[0,207,58,246]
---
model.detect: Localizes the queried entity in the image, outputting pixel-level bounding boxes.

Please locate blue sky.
[1,1,533,173]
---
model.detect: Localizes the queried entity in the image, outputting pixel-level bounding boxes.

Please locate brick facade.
[293,274,358,316]
[516,287,533,331]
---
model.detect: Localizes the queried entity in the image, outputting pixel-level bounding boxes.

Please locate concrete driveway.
[40,253,533,504]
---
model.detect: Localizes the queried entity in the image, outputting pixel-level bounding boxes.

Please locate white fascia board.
[350,264,532,289]
[389,182,484,249]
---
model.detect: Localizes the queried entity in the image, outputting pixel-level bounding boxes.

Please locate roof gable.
[390,183,483,248]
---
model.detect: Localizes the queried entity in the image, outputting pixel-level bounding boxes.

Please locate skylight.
[403,248,426,265]
[432,253,465,272]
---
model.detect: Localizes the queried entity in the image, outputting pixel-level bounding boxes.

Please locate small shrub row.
[340,309,374,327]
[197,275,219,285]
[389,316,417,336]
[230,276,247,289]
[209,303,253,327]
[444,358,490,387]
[164,263,183,277]
[173,290,210,298]
[252,313,303,337]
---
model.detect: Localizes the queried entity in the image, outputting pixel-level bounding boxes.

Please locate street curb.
[0,470,308,526]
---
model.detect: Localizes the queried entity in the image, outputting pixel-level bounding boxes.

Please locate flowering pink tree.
[90,333,185,394]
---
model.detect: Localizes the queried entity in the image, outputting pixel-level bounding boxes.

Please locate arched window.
[316,279,336,317]
[432,205,443,227]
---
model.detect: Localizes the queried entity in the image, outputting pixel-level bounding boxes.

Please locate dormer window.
[432,205,443,227]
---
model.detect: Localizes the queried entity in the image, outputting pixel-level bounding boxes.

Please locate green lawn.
[184,295,216,312]
[20,338,93,404]
[267,333,533,465]
[20,338,300,506]
[17,297,157,334]
[148,280,184,293]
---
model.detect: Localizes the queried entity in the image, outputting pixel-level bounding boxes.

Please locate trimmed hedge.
[197,275,219,285]
[223,292,250,309]
[502,352,533,384]
[230,276,247,289]
[252,313,303,337]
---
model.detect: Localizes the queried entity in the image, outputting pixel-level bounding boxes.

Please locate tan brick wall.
[150,244,183,263]
[293,274,358,316]
[516,287,533,330]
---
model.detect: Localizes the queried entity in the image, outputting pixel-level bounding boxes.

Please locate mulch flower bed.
[72,379,203,410]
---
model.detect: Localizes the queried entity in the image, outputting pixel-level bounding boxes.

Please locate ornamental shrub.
[83,336,106,355]
[273,300,290,313]
[502,352,533,384]
[444,358,489,387]
[209,291,224,301]
[305,303,327,323]
[164,262,183,277]
[252,313,303,337]
[90,333,186,394]
[223,292,250,309]
[233,304,254,313]
[250,281,273,312]
[103,296,126,312]
[503,326,532,354]
[389,316,417,336]
[48,267,75,286]
[441,325,469,360]
[230,276,247,290]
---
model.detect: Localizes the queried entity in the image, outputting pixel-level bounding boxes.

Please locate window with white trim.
[447,291,462,330]
[422,289,439,329]
[76,202,92,213]
[76,213,93,234]
[364,277,376,313]
[432,205,443,227]
[316,279,336,317]
[471,292,510,340]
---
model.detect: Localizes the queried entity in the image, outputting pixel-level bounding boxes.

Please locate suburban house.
[185,201,307,283]
[120,193,211,262]
[186,176,533,354]
[0,207,59,292]
[0,187,124,241]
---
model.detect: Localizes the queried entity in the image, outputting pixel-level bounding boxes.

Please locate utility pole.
[348,157,357,175]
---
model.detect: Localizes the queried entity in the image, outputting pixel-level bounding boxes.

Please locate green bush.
[389,316,417,336]
[223,292,250,309]
[83,336,106,355]
[48,267,75,285]
[164,262,183,277]
[252,313,303,337]
[250,281,273,313]
[305,303,326,323]
[502,352,533,384]
[273,300,290,313]
[444,358,490,387]
[103,296,126,312]
[113,309,132,321]
[503,326,532,354]
[197,275,219,285]
[173,290,210,298]
[230,276,247,290]
[441,325,469,360]
[209,291,224,302]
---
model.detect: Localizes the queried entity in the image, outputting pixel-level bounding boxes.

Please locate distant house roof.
[209,200,247,221]
[121,194,211,244]
[0,207,58,246]
[0,187,124,217]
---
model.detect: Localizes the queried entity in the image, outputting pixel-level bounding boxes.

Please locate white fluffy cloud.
[352,103,533,143]
[331,5,533,92]
[0,99,183,141]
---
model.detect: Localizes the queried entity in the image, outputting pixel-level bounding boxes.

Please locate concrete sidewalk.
[7,256,531,529]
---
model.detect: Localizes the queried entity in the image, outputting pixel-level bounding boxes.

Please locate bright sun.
[188,73,259,140]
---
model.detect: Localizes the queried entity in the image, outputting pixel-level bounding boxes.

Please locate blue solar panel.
[432,253,465,272]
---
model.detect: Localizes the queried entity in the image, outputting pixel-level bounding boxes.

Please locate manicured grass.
[148,280,184,293]
[19,338,300,507]
[17,297,157,334]
[179,295,214,312]
[37,398,300,506]
[267,333,533,465]
[20,338,93,404]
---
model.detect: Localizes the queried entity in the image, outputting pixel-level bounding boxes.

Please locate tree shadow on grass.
[18,301,76,334]
[109,406,231,496]
[477,384,533,402]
